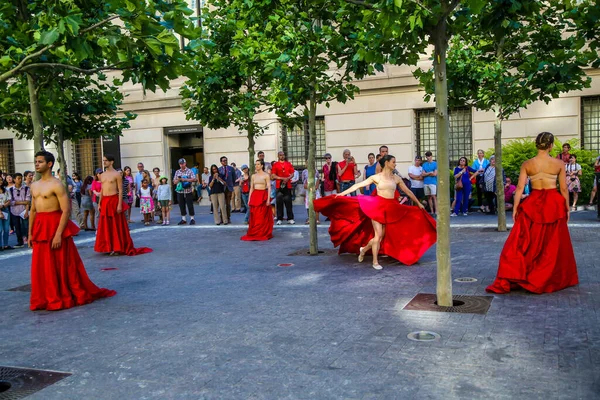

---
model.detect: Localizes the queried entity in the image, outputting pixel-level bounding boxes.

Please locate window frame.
[280,117,327,170]
[415,107,473,164]
[72,137,103,179]
[581,96,600,154]
[0,138,15,175]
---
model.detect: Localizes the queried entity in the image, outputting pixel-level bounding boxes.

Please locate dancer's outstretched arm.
[336,177,375,197]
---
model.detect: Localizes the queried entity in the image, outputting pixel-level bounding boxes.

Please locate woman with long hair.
[208,164,228,225]
[123,166,134,223]
[486,132,578,294]
[314,155,436,270]
[452,157,479,216]
[241,159,273,241]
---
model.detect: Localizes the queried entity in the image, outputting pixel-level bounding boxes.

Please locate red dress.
[314,195,437,265]
[94,194,152,256]
[486,189,578,294]
[30,211,116,311]
[241,190,273,241]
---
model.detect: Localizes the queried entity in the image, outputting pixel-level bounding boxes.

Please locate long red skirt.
[241,190,273,241]
[94,195,152,256]
[486,189,578,294]
[314,195,437,265]
[30,211,116,311]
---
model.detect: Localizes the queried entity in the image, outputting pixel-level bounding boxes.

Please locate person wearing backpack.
[9,173,31,248]
[173,158,197,225]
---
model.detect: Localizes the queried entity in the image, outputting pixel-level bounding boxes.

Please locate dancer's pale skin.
[336,157,425,270]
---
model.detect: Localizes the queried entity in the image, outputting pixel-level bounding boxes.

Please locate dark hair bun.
[535,132,554,150]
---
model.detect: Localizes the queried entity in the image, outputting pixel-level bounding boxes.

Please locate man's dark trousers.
[177,192,195,217]
[276,187,294,221]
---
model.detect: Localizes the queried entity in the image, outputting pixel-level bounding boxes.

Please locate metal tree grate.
[403,293,493,315]
[0,366,71,400]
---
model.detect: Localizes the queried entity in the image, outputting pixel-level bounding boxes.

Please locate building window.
[582,96,600,154]
[415,108,473,163]
[280,117,326,170]
[0,139,15,174]
[73,138,103,178]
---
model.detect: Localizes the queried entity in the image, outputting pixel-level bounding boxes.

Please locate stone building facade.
[1,64,600,180]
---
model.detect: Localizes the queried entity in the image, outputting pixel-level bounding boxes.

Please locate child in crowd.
[0,185,11,250]
[157,177,172,225]
[80,175,95,231]
[138,179,154,226]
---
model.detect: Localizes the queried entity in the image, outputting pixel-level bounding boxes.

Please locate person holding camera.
[173,158,197,225]
[337,149,360,197]
[271,151,295,225]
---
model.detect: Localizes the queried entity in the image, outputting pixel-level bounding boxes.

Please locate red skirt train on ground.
[313,195,437,265]
[30,211,116,311]
[486,189,578,294]
[241,189,273,241]
[94,194,152,256]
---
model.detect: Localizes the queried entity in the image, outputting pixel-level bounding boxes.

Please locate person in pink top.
[504,177,517,210]
[91,168,103,229]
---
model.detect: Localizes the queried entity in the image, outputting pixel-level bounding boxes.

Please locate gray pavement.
[0,205,599,399]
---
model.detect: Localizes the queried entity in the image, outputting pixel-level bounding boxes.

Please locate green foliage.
[485,138,599,204]
[0,0,200,89]
[564,0,600,68]
[180,0,275,140]
[0,72,136,145]
[414,0,591,118]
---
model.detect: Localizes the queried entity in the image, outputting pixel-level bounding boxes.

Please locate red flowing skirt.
[94,195,152,256]
[314,195,437,265]
[30,211,116,311]
[241,190,273,241]
[486,189,578,294]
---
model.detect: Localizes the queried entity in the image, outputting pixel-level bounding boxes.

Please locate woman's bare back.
[524,155,564,190]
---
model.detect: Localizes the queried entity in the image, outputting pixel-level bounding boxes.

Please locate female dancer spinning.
[315,155,436,270]
[241,159,273,241]
[486,132,578,293]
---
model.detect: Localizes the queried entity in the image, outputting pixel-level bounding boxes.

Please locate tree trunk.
[307,98,318,256]
[247,122,256,175]
[432,22,453,307]
[26,73,44,153]
[494,110,507,231]
[56,127,68,188]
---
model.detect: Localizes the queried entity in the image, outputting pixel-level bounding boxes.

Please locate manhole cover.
[407,331,441,342]
[277,263,294,267]
[454,277,478,283]
[403,293,493,315]
[0,366,71,399]
[5,284,31,292]
[101,268,118,271]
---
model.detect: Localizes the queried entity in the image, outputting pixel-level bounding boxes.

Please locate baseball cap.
[178,158,186,164]
[95,168,103,174]
[415,155,422,160]
[241,164,249,170]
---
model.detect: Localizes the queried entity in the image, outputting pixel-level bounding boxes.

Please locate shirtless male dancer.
[28,151,116,311]
[94,154,152,256]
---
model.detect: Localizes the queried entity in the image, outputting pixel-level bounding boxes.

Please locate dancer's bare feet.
[358,247,366,263]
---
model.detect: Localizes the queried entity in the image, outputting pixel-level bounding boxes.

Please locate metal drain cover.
[5,285,31,292]
[454,277,478,283]
[0,366,71,399]
[407,331,441,342]
[403,293,493,315]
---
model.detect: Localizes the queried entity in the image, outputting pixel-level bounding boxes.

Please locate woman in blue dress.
[452,157,480,216]
[363,153,377,196]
